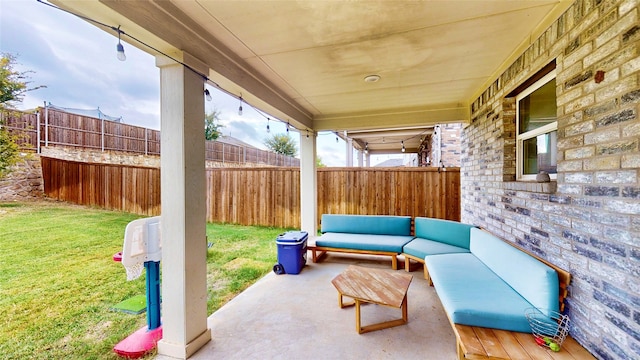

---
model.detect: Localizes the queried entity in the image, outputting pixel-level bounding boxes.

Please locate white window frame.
[515,70,557,181]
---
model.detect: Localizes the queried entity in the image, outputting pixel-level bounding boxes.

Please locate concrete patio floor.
[157,253,458,359]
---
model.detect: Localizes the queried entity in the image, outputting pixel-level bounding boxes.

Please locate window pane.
[522,131,557,175]
[518,79,556,134]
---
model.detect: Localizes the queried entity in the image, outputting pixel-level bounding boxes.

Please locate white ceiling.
[53,0,571,153]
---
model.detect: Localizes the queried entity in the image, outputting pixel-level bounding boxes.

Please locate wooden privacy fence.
[41,157,161,216]
[41,157,460,228]
[2,108,299,166]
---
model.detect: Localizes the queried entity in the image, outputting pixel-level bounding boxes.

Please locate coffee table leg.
[338,293,355,308]
[355,299,362,334]
[357,297,409,334]
[403,294,408,321]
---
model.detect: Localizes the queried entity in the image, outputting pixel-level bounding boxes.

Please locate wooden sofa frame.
[309,218,416,271]
[310,246,400,270]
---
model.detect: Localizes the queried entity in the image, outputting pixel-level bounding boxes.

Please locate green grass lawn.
[0,201,287,359]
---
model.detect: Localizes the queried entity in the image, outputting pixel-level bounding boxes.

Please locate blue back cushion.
[414,217,474,249]
[470,228,559,314]
[321,214,412,236]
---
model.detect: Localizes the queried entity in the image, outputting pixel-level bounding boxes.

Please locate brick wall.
[418,123,462,167]
[461,1,640,359]
[437,123,462,167]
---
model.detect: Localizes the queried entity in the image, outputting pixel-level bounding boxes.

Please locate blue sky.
[0,0,403,166]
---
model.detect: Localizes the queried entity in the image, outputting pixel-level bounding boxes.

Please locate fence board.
[41,158,460,228]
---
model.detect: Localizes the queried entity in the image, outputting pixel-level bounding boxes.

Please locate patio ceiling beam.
[313,104,468,132]
[347,128,433,139]
[99,0,313,130]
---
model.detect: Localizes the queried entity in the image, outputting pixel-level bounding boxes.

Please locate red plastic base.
[113,325,162,359]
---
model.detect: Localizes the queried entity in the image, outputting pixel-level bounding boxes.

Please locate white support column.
[365,152,371,167]
[156,53,211,359]
[345,131,353,167]
[357,150,363,167]
[300,131,317,235]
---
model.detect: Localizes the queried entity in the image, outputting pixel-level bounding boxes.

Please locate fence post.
[36,110,41,154]
[222,143,225,164]
[145,128,148,155]
[101,118,105,152]
[44,102,49,147]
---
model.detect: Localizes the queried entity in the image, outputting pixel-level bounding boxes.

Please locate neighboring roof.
[215,135,260,150]
[374,159,405,167]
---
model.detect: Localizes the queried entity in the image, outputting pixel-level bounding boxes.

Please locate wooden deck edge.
[452,323,597,360]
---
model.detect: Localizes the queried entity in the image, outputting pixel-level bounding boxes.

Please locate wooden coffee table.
[331,265,413,334]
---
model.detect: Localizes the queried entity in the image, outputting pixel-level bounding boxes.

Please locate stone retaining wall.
[40,147,269,168]
[0,154,44,201]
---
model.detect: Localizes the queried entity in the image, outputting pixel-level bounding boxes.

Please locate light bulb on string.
[238,96,243,116]
[204,89,212,102]
[335,133,339,143]
[306,130,310,139]
[401,140,406,153]
[365,142,368,154]
[266,118,271,133]
[286,122,290,133]
[116,26,126,61]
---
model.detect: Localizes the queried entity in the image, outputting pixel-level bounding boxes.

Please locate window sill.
[502,181,556,194]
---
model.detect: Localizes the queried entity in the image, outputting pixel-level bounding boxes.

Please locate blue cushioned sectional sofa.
[311,214,563,336]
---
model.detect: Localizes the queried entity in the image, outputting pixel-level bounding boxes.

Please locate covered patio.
[154,256,457,359]
[50,1,639,359]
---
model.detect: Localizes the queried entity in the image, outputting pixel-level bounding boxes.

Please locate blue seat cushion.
[469,228,559,315]
[425,253,536,332]
[321,214,412,236]
[315,233,414,253]
[414,217,475,249]
[403,238,469,259]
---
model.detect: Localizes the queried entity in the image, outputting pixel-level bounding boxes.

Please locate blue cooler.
[274,231,308,275]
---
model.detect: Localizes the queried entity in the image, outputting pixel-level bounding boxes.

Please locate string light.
[116,26,126,61]
[364,142,368,154]
[286,122,290,133]
[204,89,212,102]
[37,0,308,137]
[401,140,406,153]
[306,130,310,139]
[335,132,339,143]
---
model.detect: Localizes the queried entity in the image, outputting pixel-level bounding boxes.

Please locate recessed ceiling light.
[364,74,381,83]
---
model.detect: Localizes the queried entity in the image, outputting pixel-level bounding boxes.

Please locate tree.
[0,53,43,107]
[0,126,19,178]
[204,108,224,141]
[316,156,326,168]
[264,133,298,157]
[0,54,42,178]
